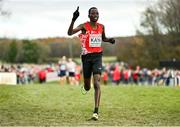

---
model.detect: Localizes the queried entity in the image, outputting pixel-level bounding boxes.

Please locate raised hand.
[72,6,79,21]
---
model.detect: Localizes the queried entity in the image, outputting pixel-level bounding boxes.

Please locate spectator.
[102,70,108,85]
[112,64,121,85]
[66,58,76,85]
[38,69,46,84]
[58,56,67,85]
[123,69,130,84]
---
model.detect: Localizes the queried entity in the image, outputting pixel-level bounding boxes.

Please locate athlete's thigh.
[92,54,102,75]
[81,55,92,78]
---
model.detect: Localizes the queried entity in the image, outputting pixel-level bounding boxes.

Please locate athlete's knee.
[84,79,91,91]
[84,81,91,91]
[94,81,100,90]
[93,75,101,90]
[84,84,91,91]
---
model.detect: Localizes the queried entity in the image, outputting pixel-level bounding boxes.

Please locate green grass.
[0,83,180,126]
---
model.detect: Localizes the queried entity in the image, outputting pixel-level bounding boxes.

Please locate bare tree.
[136,0,180,68]
[140,0,180,36]
[158,0,180,35]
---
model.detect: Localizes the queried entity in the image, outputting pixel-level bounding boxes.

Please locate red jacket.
[113,67,121,81]
[38,70,46,80]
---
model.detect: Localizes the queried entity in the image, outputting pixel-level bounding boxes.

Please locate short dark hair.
[88,7,97,15]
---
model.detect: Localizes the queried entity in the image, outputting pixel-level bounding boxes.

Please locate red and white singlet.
[79,22,103,55]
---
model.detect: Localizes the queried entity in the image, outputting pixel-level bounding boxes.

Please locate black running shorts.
[81,52,102,78]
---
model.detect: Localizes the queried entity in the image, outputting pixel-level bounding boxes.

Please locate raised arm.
[102,25,115,44]
[68,22,84,35]
[67,6,84,36]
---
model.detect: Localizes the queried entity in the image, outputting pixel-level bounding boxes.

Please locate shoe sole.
[91,117,98,121]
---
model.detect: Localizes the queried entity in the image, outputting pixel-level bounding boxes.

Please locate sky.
[0,0,158,39]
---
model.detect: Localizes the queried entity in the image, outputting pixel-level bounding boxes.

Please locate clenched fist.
[109,38,115,44]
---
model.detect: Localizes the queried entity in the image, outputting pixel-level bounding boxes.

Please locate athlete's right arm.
[67,22,84,36]
[67,6,84,36]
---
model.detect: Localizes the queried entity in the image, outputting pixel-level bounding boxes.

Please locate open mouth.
[93,17,98,20]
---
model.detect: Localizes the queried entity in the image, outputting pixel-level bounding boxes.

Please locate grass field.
[0,83,180,126]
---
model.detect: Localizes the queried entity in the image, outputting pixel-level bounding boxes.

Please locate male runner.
[68,6,115,120]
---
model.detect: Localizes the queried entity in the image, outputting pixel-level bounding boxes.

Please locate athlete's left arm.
[102,25,115,44]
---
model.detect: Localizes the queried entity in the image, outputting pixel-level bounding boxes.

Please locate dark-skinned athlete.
[68,6,115,120]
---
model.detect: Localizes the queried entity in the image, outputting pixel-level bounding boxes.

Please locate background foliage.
[0,0,179,68]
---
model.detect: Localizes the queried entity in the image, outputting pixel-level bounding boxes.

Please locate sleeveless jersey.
[79,22,103,55]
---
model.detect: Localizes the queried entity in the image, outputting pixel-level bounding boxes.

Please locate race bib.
[89,34,102,47]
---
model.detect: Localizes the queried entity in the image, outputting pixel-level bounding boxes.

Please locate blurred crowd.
[0,56,180,87]
[0,64,49,84]
[102,62,180,87]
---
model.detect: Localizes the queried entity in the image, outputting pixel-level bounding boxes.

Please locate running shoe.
[92,113,98,120]
[81,85,88,95]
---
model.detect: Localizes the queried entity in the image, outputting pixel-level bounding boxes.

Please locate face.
[89,8,99,22]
